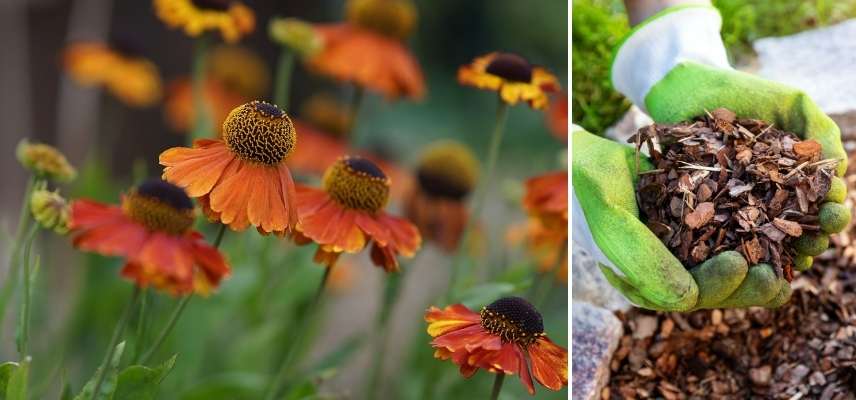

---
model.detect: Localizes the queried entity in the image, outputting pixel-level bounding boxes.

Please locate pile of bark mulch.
[631,108,838,280]
[605,258,856,400]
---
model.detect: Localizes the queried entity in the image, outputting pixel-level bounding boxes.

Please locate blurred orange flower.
[63,42,162,107]
[153,0,254,43]
[521,171,568,281]
[425,297,568,395]
[206,45,270,98]
[294,156,421,272]
[458,52,560,110]
[163,78,247,133]
[307,23,425,100]
[404,140,479,252]
[69,179,230,295]
[306,0,423,99]
[547,92,568,141]
[160,101,299,235]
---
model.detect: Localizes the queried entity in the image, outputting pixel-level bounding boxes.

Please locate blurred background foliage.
[0,0,568,399]
[571,0,856,134]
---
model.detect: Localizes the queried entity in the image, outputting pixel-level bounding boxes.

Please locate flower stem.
[273,49,295,110]
[263,261,334,400]
[366,270,405,399]
[447,100,509,301]
[132,288,150,364]
[17,224,39,359]
[139,224,226,365]
[90,286,141,400]
[190,36,212,141]
[489,373,506,400]
[0,176,36,332]
[347,85,365,145]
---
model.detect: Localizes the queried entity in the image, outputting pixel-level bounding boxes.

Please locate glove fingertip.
[819,202,851,234]
[793,233,830,256]
[825,176,847,203]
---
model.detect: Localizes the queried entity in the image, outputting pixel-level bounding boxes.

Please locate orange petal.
[528,336,568,391]
[208,160,253,230]
[424,304,480,337]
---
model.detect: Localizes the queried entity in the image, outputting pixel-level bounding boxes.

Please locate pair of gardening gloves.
[573,4,851,311]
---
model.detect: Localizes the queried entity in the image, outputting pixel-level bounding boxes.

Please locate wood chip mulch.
[606,264,856,400]
[631,108,837,280]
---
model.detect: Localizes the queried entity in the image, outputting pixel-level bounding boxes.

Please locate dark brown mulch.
[606,258,856,400]
[631,108,837,279]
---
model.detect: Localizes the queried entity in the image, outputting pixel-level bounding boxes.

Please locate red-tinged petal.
[528,336,568,391]
[70,200,149,257]
[370,242,399,272]
[190,237,231,287]
[313,247,341,268]
[459,363,478,378]
[354,212,392,246]
[378,213,421,257]
[277,163,299,230]
[296,185,331,215]
[424,304,480,337]
[513,345,536,395]
[209,159,252,230]
[432,324,486,352]
[329,209,366,253]
[136,233,195,284]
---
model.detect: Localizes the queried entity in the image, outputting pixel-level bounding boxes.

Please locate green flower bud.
[30,188,70,234]
[16,139,76,182]
[793,255,813,272]
[268,18,323,58]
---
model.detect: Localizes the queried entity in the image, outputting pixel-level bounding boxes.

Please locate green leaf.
[74,341,126,400]
[113,355,177,400]
[281,380,316,400]
[457,282,517,309]
[178,372,265,400]
[5,359,28,400]
[0,362,19,396]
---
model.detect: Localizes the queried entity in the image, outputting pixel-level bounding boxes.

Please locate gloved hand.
[572,4,850,311]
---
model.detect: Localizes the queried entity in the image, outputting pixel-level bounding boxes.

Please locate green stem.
[90,286,141,400]
[0,176,36,332]
[446,100,509,301]
[489,373,505,400]
[273,49,295,109]
[190,36,212,141]
[263,261,334,400]
[346,85,365,145]
[17,224,39,359]
[366,271,405,399]
[132,288,150,364]
[139,224,226,365]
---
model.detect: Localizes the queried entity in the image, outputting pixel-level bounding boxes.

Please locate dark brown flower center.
[191,0,231,11]
[417,170,470,201]
[323,156,390,212]
[123,179,194,235]
[223,101,296,165]
[486,53,533,83]
[480,296,544,346]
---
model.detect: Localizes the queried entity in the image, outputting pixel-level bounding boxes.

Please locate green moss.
[571,0,630,134]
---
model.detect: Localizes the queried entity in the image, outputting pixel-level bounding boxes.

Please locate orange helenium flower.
[425,297,568,395]
[547,93,568,141]
[522,171,568,281]
[294,156,421,272]
[69,179,229,295]
[404,140,478,252]
[164,78,247,133]
[153,0,254,43]
[307,23,425,100]
[458,52,560,110]
[160,101,299,234]
[63,42,163,107]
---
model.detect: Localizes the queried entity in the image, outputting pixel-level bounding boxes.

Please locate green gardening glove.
[571,4,850,311]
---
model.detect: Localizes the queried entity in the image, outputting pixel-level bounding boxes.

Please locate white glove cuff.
[611,6,731,112]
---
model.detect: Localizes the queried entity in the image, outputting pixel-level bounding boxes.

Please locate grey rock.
[572,243,631,311]
[754,20,856,144]
[572,301,623,400]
